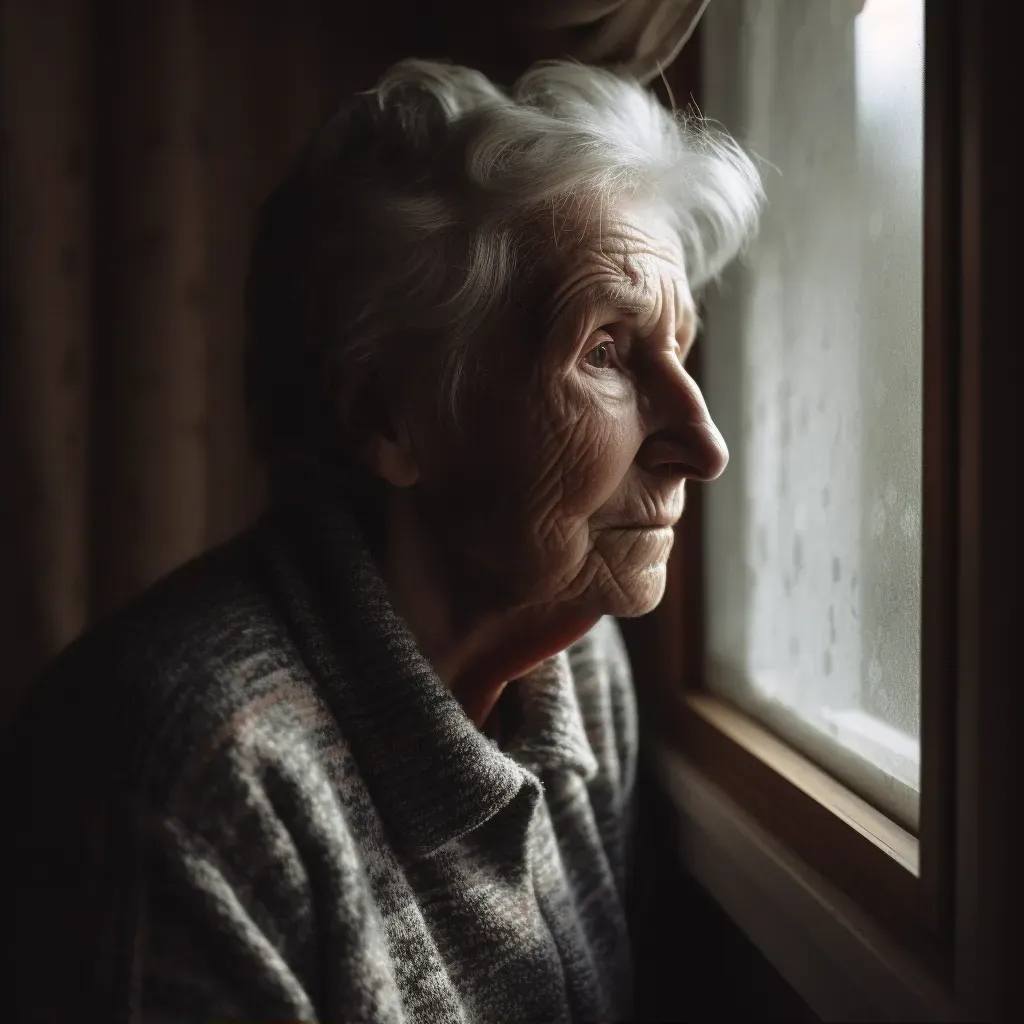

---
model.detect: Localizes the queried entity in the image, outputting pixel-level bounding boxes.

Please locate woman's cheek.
[590,394,642,479]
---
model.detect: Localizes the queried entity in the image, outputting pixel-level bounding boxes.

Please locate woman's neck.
[378,493,599,727]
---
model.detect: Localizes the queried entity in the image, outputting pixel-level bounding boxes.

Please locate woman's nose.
[635,359,729,482]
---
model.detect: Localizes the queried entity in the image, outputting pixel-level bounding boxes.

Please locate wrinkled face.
[410,206,729,620]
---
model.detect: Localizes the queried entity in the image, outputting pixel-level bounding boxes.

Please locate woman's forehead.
[540,211,691,326]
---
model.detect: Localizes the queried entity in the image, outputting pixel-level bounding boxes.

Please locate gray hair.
[245,58,762,465]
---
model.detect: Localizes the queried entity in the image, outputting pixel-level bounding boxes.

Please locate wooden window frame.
[627,3,1022,1020]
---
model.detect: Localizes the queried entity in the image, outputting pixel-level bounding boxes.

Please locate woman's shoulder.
[0,525,375,1019]
[4,522,325,811]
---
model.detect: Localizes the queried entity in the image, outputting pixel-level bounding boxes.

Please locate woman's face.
[403,206,729,620]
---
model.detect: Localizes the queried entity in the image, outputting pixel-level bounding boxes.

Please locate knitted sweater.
[2,494,637,1023]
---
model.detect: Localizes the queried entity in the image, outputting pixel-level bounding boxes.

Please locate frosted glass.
[700,0,924,826]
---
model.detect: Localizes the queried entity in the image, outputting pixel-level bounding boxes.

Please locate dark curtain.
[1,0,353,717]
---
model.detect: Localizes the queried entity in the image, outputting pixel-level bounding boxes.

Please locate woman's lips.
[612,522,676,531]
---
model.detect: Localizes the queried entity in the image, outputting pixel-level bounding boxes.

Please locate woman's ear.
[339,365,422,489]
[363,418,420,488]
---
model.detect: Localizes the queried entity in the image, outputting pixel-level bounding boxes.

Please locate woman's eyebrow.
[546,277,651,329]
[592,276,651,316]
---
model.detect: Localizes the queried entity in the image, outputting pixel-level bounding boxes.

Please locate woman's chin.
[604,563,669,618]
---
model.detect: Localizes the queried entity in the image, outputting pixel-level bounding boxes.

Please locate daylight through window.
[700,0,925,829]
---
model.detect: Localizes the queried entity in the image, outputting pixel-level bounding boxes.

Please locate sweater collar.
[261,489,597,857]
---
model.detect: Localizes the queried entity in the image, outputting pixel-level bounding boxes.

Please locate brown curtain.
[0,0,704,717]
[1,0,353,717]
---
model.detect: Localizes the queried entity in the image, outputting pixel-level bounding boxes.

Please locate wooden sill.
[656,691,950,977]
[689,694,918,874]
[655,746,962,1023]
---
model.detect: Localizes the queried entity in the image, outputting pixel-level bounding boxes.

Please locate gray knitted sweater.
[2,494,637,1022]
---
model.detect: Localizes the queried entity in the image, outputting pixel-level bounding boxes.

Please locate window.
[701,0,925,830]
[623,1,1023,1018]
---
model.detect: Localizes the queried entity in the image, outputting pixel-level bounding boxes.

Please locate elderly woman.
[4,59,760,1022]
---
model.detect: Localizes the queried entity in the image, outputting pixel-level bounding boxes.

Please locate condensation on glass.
[700,0,924,828]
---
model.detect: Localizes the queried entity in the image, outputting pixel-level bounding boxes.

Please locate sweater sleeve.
[137,814,319,1020]
[4,694,405,1023]
[131,748,406,1024]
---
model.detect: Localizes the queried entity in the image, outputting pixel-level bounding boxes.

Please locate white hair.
[245,58,762,462]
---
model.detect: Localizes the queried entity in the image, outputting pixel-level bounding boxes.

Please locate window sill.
[654,743,961,1022]
[707,663,921,829]
[657,692,945,952]
[685,692,919,866]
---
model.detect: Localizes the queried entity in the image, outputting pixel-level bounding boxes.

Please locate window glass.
[701,0,925,828]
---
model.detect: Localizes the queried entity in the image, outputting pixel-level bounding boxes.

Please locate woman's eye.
[584,339,615,369]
